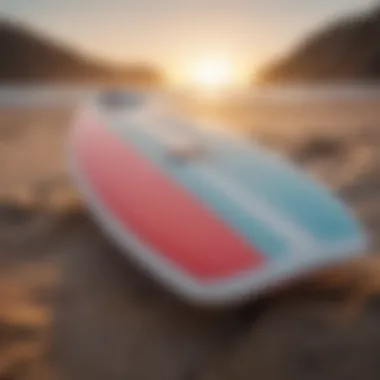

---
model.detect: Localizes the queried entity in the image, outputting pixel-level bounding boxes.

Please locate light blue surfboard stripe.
[187,123,364,245]
[107,121,292,259]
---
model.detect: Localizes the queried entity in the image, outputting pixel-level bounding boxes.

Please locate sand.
[0,105,379,380]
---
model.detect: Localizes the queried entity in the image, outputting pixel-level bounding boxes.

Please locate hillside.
[258,6,380,84]
[0,19,163,86]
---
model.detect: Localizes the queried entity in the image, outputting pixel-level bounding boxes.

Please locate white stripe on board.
[134,119,317,256]
[195,166,317,254]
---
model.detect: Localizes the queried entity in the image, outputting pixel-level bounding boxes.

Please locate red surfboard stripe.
[73,120,264,281]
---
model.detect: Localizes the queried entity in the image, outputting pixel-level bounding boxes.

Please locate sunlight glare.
[190,59,234,90]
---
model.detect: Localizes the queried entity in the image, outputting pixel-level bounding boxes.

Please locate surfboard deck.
[67,90,369,306]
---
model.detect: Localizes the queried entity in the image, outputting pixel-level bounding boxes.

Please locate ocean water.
[0,86,98,107]
[1,84,380,108]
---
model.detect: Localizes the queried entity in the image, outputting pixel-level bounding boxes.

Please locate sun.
[190,59,234,90]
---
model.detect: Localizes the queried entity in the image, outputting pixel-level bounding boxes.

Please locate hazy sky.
[1,0,378,83]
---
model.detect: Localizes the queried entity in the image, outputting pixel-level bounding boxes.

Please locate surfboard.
[67,90,369,305]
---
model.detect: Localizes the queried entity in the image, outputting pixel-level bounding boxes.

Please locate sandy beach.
[0,104,379,380]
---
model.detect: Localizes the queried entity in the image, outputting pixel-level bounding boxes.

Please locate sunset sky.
[1,0,378,86]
